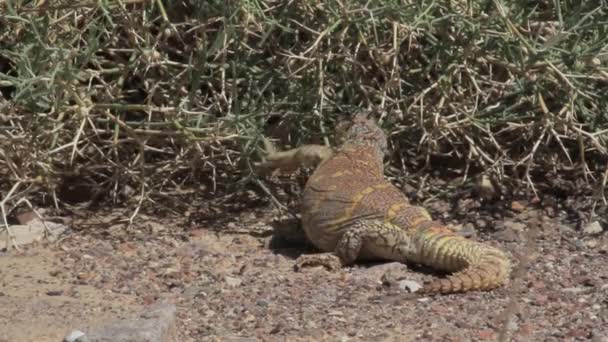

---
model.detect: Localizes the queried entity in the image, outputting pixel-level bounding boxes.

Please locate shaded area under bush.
[0,0,607,215]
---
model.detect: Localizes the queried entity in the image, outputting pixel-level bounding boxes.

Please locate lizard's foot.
[294,253,342,272]
[258,144,334,175]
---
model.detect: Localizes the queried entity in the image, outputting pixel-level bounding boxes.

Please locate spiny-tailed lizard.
[261,114,511,294]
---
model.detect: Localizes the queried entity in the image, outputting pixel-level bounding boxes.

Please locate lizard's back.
[301,143,423,256]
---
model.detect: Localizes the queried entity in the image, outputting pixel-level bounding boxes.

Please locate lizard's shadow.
[267,216,315,259]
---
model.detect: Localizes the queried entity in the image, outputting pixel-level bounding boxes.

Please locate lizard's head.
[337,112,388,154]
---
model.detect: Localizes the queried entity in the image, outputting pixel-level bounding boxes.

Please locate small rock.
[214,334,255,342]
[477,175,497,200]
[561,287,587,294]
[591,332,608,342]
[64,330,88,342]
[224,276,243,287]
[477,328,497,340]
[532,294,549,306]
[358,262,409,285]
[503,221,526,232]
[585,239,599,248]
[269,323,283,334]
[510,201,526,212]
[453,224,476,238]
[504,319,519,333]
[182,285,202,300]
[146,221,166,234]
[518,323,535,337]
[0,219,68,249]
[583,221,603,236]
[475,219,488,229]
[305,320,318,330]
[573,240,586,250]
[256,299,268,308]
[530,280,546,290]
[16,211,36,225]
[494,229,519,242]
[397,280,422,293]
[46,290,63,296]
[84,302,177,342]
[543,206,555,217]
[558,224,575,234]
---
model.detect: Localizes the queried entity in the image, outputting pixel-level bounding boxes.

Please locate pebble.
[583,221,603,236]
[182,285,202,300]
[510,201,526,212]
[475,219,488,229]
[454,224,476,238]
[503,221,526,232]
[76,302,177,342]
[477,175,497,200]
[495,229,519,242]
[0,219,67,249]
[561,287,587,294]
[398,280,422,293]
[224,276,243,287]
[558,224,575,234]
[356,262,409,285]
[328,310,343,317]
[64,330,88,342]
[592,331,608,342]
[585,240,599,248]
[532,294,549,306]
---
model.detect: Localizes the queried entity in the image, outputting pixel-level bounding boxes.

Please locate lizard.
[260,113,511,294]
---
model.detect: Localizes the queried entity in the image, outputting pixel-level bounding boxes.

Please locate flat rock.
[583,221,603,236]
[397,280,422,293]
[224,276,243,287]
[67,302,177,342]
[592,331,608,342]
[64,330,87,342]
[354,262,411,285]
[0,219,67,249]
[503,220,526,232]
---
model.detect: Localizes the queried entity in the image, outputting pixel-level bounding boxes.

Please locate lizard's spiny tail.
[413,225,512,294]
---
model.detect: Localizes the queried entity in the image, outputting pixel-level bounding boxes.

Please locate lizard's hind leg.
[295,219,416,272]
[335,220,418,264]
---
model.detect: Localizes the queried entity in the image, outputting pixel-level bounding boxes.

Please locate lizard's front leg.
[259,143,333,174]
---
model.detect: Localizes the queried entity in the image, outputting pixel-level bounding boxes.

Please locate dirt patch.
[0,248,140,342]
[1,199,607,341]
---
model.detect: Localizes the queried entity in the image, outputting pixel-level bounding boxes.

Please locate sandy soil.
[0,192,607,341]
[0,248,140,341]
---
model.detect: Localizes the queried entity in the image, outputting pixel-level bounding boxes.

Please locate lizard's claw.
[294,253,342,272]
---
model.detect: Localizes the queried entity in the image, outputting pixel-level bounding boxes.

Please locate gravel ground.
[0,193,607,341]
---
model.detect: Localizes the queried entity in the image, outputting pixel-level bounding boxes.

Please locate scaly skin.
[262,114,511,294]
